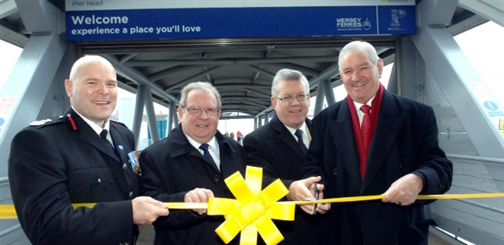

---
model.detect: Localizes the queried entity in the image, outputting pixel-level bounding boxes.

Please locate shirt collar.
[284,121,307,137]
[353,95,375,112]
[72,106,110,135]
[185,133,218,152]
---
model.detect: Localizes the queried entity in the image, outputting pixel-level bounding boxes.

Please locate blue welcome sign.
[65,0,416,41]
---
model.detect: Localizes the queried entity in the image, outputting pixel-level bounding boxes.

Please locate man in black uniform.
[8,55,169,245]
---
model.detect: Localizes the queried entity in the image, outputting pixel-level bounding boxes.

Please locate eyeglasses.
[275,94,309,104]
[183,107,220,117]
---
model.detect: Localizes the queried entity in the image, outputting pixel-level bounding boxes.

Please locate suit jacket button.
[333,169,337,175]
[214,175,220,182]
[128,191,133,198]
[123,163,127,169]
[96,178,101,183]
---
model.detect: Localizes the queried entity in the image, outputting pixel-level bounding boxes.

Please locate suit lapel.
[362,91,405,191]
[271,117,306,159]
[109,123,128,163]
[330,100,362,187]
[69,110,121,162]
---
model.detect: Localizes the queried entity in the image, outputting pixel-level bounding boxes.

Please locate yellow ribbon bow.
[207,166,295,245]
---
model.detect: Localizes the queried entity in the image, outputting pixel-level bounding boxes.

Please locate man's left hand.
[382,173,423,206]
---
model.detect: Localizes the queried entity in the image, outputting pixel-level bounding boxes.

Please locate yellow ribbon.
[290,192,504,205]
[1,166,503,245]
[2,192,503,220]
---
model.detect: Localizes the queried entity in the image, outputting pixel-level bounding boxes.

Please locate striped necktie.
[295,129,308,154]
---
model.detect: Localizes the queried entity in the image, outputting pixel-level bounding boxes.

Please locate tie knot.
[199,143,209,152]
[360,105,371,114]
[100,129,108,139]
[295,129,303,139]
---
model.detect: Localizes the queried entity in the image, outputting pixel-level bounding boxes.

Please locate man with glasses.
[243,69,324,244]
[138,81,247,245]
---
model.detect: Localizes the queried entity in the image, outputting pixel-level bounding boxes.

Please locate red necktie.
[360,105,371,179]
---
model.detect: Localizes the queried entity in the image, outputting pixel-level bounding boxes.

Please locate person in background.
[288,40,453,245]
[236,130,242,144]
[139,81,247,245]
[243,68,324,244]
[8,55,169,245]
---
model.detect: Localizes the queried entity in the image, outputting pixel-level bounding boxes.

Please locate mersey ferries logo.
[336,18,372,31]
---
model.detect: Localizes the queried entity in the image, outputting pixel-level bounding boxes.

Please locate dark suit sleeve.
[138,148,202,229]
[412,107,453,195]
[8,129,134,245]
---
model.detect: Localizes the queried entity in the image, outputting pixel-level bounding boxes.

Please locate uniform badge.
[128,151,141,176]
[29,119,52,126]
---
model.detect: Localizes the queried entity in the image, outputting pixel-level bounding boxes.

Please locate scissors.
[310,183,319,215]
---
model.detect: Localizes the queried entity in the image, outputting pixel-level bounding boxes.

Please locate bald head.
[69,55,116,82]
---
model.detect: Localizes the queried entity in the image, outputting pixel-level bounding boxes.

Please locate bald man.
[9,55,169,245]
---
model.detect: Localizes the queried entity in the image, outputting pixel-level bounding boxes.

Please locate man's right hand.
[185,188,214,215]
[132,196,169,225]
[287,176,330,214]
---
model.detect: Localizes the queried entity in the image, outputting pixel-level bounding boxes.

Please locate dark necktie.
[100,129,111,144]
[295,129,308,154]
[199,143,218,170]
[100,129,121,162]
[360,105,371,179]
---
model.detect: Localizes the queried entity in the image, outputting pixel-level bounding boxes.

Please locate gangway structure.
[0,0,503,244]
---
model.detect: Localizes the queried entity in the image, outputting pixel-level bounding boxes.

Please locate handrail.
[447,154,504,164]
[0,177,8,184]
[0,224,21,237]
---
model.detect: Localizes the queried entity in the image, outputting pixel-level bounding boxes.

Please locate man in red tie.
[288,40,453,245]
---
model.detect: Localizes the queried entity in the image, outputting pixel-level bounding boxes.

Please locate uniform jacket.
[305,90,453,245]
[8,108,139,245]
[243,116,324,245]
[138,124,247,245]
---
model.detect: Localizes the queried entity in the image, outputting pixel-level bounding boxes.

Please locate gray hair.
[178,81,222,109]
[338,41,379,71]
[271,69,310,97]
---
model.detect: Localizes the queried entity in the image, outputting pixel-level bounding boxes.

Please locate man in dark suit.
[139,81,247,245]
[289,40,453,244]
[243,69,323,244]
[8,55,169,245]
